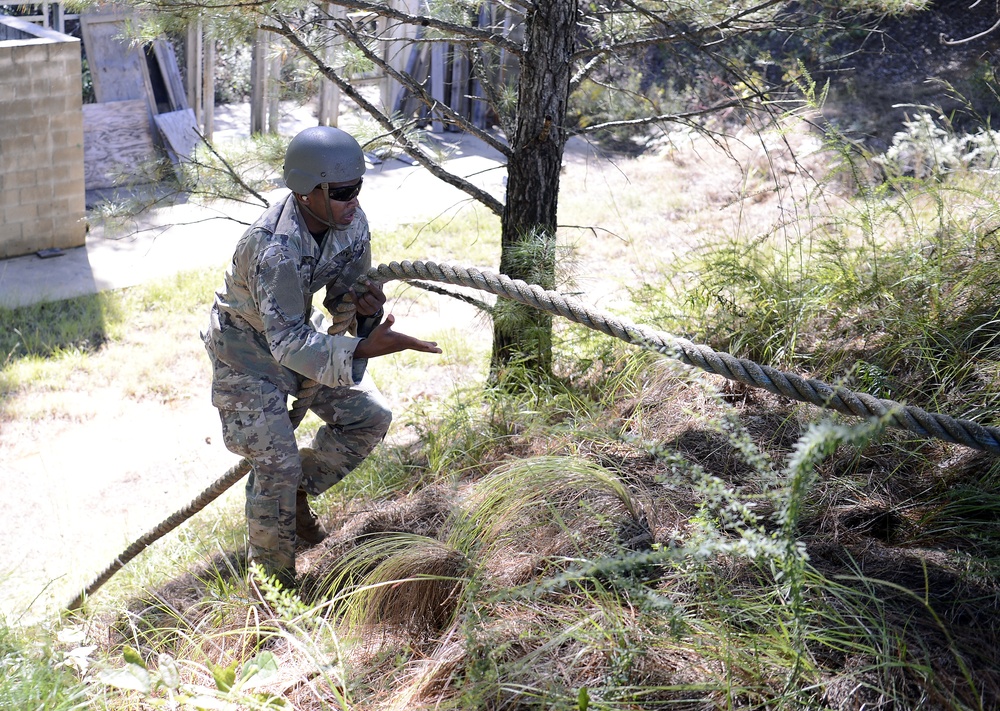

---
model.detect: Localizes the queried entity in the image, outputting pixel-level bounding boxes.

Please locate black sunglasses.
[327,179,363,202]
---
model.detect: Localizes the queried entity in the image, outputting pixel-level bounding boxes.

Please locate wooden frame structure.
[17,0,518,139]
[6,2,78,33]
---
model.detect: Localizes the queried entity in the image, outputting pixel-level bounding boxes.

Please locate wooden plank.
[152,39,188,111]
[154,108,201,165]
[83,100,157,190]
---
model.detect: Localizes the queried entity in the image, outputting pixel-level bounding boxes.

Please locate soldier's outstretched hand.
[354,314,442,359]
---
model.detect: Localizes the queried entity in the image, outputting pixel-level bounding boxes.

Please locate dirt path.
[1,395,242,621]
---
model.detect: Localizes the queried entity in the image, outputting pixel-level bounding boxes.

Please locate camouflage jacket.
[204,192,380,394]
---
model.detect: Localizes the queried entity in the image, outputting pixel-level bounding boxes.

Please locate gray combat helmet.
[283,126,366,194]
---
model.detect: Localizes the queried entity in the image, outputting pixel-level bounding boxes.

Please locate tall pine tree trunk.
[490,0,577,380]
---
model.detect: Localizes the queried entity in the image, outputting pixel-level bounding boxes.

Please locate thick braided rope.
[66,297,360,611]
[371,260,1000,455]
[67,259,1000,610]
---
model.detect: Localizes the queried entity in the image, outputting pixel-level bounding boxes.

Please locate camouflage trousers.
[209,358,392,580]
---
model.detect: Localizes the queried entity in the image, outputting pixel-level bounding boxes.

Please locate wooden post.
[318,3,342,126]
[268,48,282,134]
[430,42,446,133]
[202,33,215,140]
[185,19,203,126]
[388,0,425,119]
[450,44,468,128]
[377,13,392,111]
[318,79,339,127]
[52,3,65,33]
[250,30,268,134]
[498,10,513,87]
[471,4,490,129]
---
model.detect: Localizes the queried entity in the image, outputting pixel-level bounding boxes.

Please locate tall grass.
[9,323,999,709]
[635,117,1000,421]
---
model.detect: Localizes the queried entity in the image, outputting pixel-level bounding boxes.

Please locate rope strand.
[372,261,1000,453]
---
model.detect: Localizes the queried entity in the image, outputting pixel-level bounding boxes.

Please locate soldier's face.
[313,180,361,226]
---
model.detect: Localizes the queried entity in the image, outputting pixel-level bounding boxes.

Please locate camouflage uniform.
[203,193,391,583]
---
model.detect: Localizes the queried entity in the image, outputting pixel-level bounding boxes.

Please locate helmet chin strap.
[298,182,349,232]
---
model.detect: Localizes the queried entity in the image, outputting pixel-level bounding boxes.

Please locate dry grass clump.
[331,535,470,633]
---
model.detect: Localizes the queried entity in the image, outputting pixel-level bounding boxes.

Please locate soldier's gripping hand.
[352,279,387,318]
[354,314,442,359]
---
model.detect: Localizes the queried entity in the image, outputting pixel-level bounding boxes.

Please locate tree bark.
[491,0,577,379]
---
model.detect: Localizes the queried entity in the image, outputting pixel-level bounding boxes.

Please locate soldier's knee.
[370,401,392,437]
[349,392,392,437]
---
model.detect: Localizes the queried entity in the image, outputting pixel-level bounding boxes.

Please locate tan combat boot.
[296,490,328,545]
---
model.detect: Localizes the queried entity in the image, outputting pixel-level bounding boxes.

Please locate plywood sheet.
[154,108,201,164]
[80,10,153,105]
[83,100,157,190]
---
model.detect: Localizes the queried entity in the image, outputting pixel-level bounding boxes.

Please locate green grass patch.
[0,623,91,710]
[0,294,124,365]
[635,167,1000,420]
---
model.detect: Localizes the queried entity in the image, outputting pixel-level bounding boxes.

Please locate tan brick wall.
[0,16,86,259]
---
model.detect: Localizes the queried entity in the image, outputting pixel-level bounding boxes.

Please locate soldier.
[203,126,441,589]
